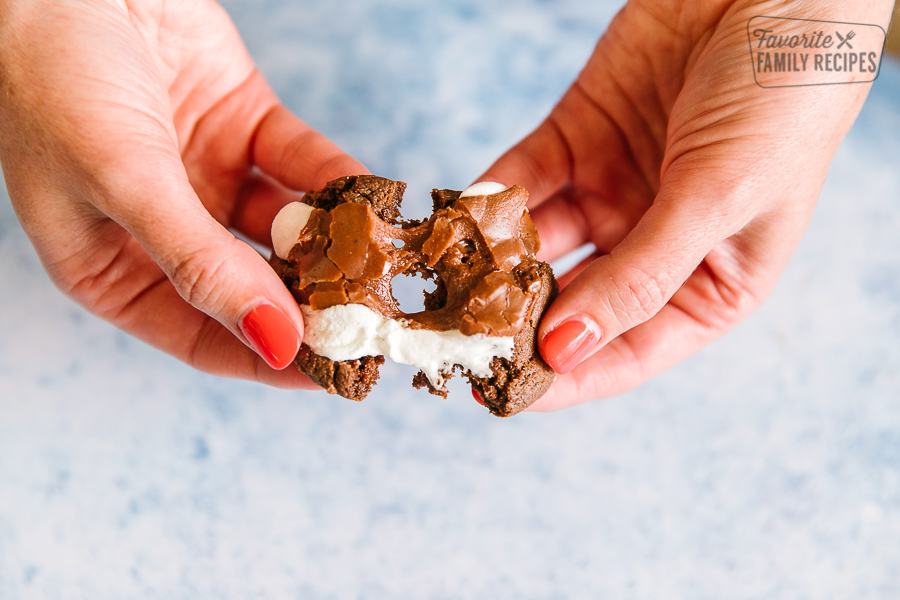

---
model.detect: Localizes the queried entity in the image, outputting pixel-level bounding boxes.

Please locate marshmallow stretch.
[301,303,514,389]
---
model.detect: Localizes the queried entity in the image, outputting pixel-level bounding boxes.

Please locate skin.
[0,0,893,407]
[0,0,366,388]
[476,0,894,411]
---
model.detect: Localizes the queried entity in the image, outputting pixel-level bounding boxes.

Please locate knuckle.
[168,249,229,310]
[186,317,227,373]
[700,242,772,326]
[313,152,359,188]
[277,130,358,190]
[524,150,557,197]
[503,144,556,198]
[609,266,671,325]
[276,130,315,183]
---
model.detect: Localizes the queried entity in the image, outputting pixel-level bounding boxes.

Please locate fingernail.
[541,317,601,374]
[240,304,301,370]
[472,387,484,405]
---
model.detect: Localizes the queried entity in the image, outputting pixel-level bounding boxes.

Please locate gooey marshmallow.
[273,183,518,388]
[301,303,515,389]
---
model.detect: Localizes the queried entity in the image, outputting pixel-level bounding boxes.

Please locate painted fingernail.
[472,387,484,405]
[240,304,301,370]
[541,317,601,374]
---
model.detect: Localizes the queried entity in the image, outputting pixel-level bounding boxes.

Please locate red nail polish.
[472,387,484,405]
[241,304,301,370]
[541,318,600,374]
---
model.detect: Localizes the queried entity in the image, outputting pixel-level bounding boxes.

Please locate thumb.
[537,178,750,375]
[96,148,304,371]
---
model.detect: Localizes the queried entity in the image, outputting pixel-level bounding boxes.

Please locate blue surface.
[2,1,900,598]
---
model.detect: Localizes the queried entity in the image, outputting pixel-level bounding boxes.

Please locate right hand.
[477,0,889,410]
[0,0,366,387]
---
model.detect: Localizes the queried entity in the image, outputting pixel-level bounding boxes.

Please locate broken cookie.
[269,175,557,417]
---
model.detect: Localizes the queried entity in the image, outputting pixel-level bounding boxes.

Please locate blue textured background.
[2,1,900,598]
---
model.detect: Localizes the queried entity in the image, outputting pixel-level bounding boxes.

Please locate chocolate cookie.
[269,175,557,416]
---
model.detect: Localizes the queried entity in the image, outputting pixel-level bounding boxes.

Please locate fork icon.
[836,30,856,50]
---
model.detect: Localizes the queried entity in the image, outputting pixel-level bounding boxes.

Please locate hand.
[0,0,366,387]
[478,0,893,410]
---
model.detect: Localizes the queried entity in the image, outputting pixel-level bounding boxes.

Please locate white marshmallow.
[459,182,509,198]
[271,202,315,260]
[301,304,514,389]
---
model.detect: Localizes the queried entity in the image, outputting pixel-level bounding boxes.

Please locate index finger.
[252,104,369,192]
[476,117,571,208]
